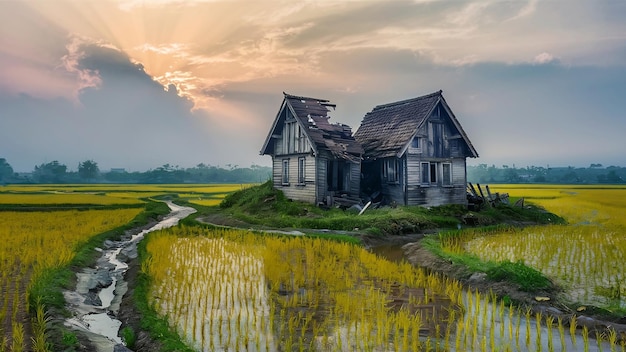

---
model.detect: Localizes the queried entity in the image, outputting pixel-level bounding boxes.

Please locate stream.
[63,202,196,352]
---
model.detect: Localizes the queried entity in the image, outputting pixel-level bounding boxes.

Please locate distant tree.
[503,168,521,183]
[0,158,14,182]
[78,160,100,181]
[33,161,67,183]
[560,171,580,183]
[606,170,623,183]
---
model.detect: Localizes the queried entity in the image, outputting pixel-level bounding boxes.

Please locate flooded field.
[144,227,461,351]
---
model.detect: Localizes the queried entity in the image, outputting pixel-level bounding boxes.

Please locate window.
[384,158,399,183]
[421,162,451,186]
[421,162,430,185]
[421,162,440,185]
[411,136,420,149]
[282,159,289,185]
[430,163,437,183]
[442,163,452,186]
[298,157,305,185]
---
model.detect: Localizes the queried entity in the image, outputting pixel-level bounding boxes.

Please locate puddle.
[63,202,196,351]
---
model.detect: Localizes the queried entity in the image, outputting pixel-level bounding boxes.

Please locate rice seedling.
[143,225,463,351]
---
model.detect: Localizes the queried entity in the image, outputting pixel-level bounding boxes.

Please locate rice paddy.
[0,208,142,350]
[2,183,625,351]
[144,226,462,351]
[141,185,626,351]
[462,185,626,311]
[0,183,248,350]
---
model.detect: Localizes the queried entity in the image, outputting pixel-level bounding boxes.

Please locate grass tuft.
[487,260,552,292]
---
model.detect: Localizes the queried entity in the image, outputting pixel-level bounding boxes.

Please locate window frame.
[297,157,306,185]
[384,158,399,184]
[430,163,437,184]
[442,162,452,186]
[411,136,420,149]
[281,159,290,185]
[420,162,430,185]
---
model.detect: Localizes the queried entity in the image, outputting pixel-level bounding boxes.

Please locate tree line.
[468,164,626,184]
[2,158,624,185]
[0,158,272,184]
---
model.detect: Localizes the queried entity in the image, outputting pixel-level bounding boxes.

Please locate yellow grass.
[466,185,626,310]
[0,193,143,205]
[1,184,252,193]
[187,199,223,207]
[0,207,142,348]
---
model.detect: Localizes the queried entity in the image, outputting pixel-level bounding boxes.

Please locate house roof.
[353,90,478,159]
[260,93,363,162]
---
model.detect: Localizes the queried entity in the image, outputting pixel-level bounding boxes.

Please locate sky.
[1,0,625,172]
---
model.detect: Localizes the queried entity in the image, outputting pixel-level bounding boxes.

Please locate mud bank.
[62,202,196,352]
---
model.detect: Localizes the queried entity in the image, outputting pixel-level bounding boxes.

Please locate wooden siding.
[407,105,468,160]
[349,162,361,196]
[272,155,317,204]
[316,155,328,204]
[405,158,467,206]
[399,106,469,206]
[379,157,405,205]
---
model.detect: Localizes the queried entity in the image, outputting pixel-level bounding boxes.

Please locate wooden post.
[468,183,479,197]
[485,185,494,205]
[476,183,489,207]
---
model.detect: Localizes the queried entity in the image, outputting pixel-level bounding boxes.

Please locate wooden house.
[354,90,478,206]
[260,93,363,205]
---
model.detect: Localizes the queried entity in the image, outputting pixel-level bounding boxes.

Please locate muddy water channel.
[63,202,196,351]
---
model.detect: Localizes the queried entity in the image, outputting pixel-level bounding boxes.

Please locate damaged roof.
[260,93,363,162]
[354,90,478,159]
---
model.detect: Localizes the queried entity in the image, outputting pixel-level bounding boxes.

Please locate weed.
[120,327,136,349]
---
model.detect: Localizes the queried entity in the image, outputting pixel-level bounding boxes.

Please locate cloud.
[61,35,105,101]
[533,52,557,65]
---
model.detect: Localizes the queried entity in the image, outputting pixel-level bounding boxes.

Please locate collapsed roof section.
[260,93,363,163]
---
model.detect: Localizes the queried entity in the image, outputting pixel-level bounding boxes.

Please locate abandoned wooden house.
[354,90,478,207]
[260,93,363,205]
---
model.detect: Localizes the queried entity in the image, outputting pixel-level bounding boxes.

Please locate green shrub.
[487,260,552,292]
